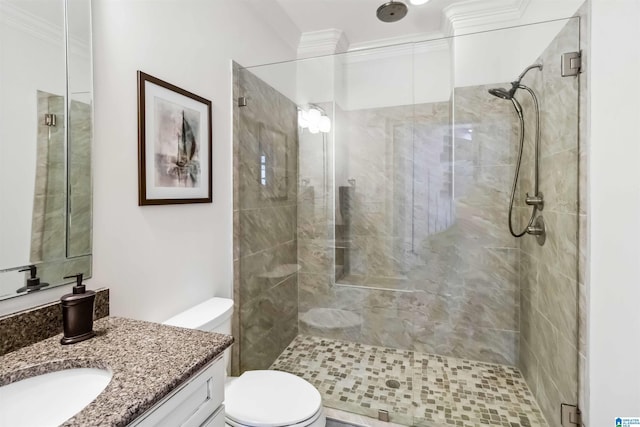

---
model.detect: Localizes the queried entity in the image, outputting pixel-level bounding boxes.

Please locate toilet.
[164,298,326,427]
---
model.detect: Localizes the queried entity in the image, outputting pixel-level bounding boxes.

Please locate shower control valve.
[525,192,544,211]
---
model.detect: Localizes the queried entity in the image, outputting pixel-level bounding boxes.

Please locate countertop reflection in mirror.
[0,0,93,300]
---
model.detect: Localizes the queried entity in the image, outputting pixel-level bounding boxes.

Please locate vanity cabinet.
[129,356,225,427]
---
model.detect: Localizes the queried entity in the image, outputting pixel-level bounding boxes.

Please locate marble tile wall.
[515,16,582,426]
[297,99,337,344]
[298,94,521,366]
[233,63,299,374]
[448,85,521,365]
[27,93,92,291]
[31,92,66,264]
[68,100,93,258]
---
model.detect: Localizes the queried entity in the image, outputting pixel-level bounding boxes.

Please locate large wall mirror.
[0,0,92,300]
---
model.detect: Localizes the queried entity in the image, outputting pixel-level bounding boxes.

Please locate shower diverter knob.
[525,192,544,211]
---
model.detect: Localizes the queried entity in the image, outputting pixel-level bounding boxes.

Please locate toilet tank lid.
[163,297,233,330]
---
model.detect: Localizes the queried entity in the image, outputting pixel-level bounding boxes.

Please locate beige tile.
[519,337,539,395]
[298,239,334,275]
[538,263,578,344]
[540,148,578,214]
[273,335,546,427]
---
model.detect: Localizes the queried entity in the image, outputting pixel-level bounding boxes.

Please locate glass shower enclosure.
[234,16,582,427]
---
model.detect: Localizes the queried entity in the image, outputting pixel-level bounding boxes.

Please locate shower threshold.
[271,335,548,427]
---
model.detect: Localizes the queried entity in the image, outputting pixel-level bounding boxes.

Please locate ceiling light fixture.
[376,1,408,23]
[409,0,430,5]
[298,106,331,134]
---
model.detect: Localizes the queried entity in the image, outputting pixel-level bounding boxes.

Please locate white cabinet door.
[130,356,224,427]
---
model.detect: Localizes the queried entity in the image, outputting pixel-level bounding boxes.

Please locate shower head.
[489,80,520,100]
[376,1,408,23]
[488,87,523,120]
[488,64,543,101]
[488,87,513,100]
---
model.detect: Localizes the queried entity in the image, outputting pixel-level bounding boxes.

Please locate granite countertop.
[0,317,234,427]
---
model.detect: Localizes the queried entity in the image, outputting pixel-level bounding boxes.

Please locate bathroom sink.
[0,367,112,426]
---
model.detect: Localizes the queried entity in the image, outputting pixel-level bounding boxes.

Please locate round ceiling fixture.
[376,1,408,23]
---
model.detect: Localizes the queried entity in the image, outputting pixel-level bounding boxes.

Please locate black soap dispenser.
[16,265,49,293]
[60,273,96,345]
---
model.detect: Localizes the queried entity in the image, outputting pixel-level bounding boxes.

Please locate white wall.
[275,18,571,112]
[453,18,569,88]
[0,0,66,270]
[90,0,296,322]
[589,0,640,423]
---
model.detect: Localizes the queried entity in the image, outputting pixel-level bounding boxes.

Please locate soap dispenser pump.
[60,273,96,345]
[16,265,49,293]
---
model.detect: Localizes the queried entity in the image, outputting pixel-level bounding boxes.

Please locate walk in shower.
[233,15,583,427]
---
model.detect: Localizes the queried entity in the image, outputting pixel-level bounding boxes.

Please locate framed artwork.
[137,71,212,205]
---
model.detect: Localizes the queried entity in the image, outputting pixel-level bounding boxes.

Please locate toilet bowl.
[164,298,326,427]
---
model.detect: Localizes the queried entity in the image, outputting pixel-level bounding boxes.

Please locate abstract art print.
[137,71,212,205]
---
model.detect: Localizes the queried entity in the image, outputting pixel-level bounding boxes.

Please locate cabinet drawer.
[130,356,224,427]
[201,405,225,427]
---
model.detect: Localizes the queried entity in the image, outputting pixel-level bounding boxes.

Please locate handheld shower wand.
[487,64,545,243]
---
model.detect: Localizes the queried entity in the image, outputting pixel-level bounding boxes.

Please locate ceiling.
[248,0,584,52]
[274,0,453,48]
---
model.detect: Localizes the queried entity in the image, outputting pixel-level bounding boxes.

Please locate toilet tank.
[163,297,233,335]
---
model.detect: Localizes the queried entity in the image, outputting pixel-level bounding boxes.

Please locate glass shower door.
[234,14,582,426]
[409,17,581,427]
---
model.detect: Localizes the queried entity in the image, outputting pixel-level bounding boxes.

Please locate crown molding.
[344,0,531,55]
[346,0,531,52]
[297,28,350,59]
[441,0,531,36]
[0,1,90,59]
[1,1,65,47]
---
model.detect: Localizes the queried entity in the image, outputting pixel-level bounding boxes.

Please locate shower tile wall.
[297,97,337,337]
[516,17,581,425]
[299,97,521,366]
[233,64,299,374]
[31,92,66,264]
[68,100,93,257]
[30,93,91,285]
[449,85,521,365]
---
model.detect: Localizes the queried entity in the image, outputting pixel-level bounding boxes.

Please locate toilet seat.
[225,370,323,427]
[225,408,324,427]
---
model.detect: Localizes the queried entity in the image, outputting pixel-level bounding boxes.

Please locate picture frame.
[137,71,212,205]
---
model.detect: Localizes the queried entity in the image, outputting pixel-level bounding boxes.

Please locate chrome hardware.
[526,225,543,235]
[238,96,247,107]
[526,216,546,246]
[44,113,56,126]
[561,52,581,77]
[488,67,544,239]
[525,191,544,211]
[378,410,390,422]
[561,403,582,426]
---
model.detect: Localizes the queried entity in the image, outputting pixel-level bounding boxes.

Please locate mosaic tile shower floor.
[271,335,548,427]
